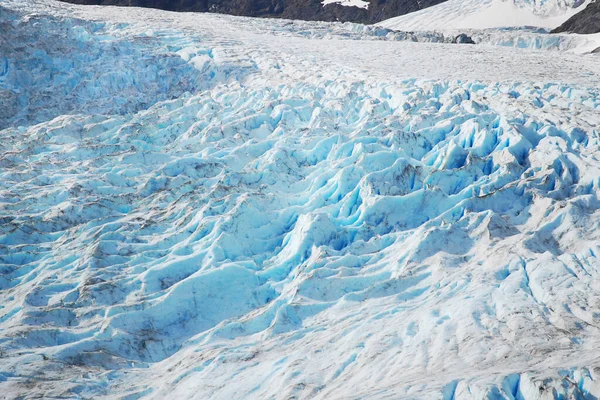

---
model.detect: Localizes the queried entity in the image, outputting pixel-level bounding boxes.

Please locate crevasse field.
[2,1,600,399]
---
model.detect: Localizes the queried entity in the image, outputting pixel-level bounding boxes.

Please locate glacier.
[2,0,600,399]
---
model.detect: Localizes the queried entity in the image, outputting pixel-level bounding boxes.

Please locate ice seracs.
[1,0,600,399]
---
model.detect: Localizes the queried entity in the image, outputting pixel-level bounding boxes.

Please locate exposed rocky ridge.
[57,0,448,24]
[552,0,600,33]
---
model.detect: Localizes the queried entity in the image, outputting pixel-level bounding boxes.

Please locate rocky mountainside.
[57,0,448,24]
[552,0,600,33]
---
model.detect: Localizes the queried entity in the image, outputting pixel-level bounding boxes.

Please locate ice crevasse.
[1,1,600,399]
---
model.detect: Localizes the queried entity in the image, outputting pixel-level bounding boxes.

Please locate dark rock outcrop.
[58,0,448,24]
[453,33,475,44]
[552,0,600,34]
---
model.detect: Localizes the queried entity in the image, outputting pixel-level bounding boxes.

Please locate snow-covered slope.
[379,0,592,31]
[2,1,600,399]
[554,0,600,34]
[322,0,370,9]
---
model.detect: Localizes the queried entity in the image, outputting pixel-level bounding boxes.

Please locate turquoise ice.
[2,1,600,398]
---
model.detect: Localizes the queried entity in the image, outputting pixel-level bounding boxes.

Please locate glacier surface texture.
[1,1,600,399]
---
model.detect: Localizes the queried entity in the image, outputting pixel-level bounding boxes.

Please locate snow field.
[379,0,591,31]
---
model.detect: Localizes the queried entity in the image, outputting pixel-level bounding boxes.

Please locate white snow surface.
[379,0,592,31]
[322,0,370,10]
[2,1,600,399]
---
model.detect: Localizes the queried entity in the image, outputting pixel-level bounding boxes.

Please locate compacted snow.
[1,1,600,399]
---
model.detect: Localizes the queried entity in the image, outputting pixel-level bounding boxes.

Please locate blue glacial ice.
[2,1,600,399]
